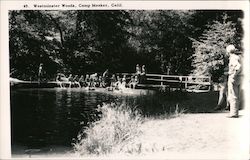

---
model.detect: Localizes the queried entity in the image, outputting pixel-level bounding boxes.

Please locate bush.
[73,103,143,156]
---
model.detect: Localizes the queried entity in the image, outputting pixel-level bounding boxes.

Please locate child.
[97,76,103,87]
[128,75,135,89]
[79,75,85,88]
[135,64,141,83]
[90,73,98,87]
[73,75,81,88]
[121,75,127,89]
[38,63,44,83]
[110,74,117,89]
[85,74,90,87]
[56,74,62,88]
[99,76,106,88]
[68,74,73,88]
[115,75,122,90]
[141,65,147,83]
[131,75,139,89]
[94,76,100,87]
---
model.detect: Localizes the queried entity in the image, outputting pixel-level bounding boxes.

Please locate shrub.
[73,103,143,156]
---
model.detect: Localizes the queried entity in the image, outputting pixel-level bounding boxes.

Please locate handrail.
[146,73,210,79]
[146,78,210,85]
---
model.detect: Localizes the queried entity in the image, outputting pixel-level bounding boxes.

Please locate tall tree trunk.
[48,14,64,48]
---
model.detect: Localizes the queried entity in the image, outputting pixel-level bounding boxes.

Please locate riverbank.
[12,110,248,159]
[131,111,248,159]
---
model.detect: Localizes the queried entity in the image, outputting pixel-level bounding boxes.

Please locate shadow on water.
[10,88,218,153]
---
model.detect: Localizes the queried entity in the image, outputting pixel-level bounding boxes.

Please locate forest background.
[9,10,243,82]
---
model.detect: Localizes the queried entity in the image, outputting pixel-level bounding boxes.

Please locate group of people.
[56,73,105,89]
[135,64,147,83]
[54,64,147,91]
[215,44,242,118]
[109,74,140,90]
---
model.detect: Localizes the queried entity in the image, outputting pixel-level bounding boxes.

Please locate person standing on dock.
[38,63,43,83]
[141,65,147,84]
[135,64,141,83]
[226,44,241,118]
[166,62,171,75]
[135,64,141,75]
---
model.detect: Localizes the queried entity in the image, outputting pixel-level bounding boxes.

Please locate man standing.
[226,45,241,118]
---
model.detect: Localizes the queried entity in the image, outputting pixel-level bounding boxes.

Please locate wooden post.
[208,76,211,91]
[185,77,187,89]
[161,76,163,86]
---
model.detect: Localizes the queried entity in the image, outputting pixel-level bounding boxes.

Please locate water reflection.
[11,88,217,150]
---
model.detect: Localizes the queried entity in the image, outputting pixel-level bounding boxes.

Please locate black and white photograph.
[0,1,249,159]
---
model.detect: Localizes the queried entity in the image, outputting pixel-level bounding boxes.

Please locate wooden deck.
[10,73,211,92]
[121,73,211,92]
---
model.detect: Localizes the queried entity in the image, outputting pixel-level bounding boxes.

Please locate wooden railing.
[149,74,210,89]
[120,73,211,92]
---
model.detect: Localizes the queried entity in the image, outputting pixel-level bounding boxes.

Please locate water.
[10,88,218,153]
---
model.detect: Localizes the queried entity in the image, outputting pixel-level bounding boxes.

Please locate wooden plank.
[146,74,210,79]
[137,84,169,88]
[146,78,211,85]
[184,81,211,85]
[147,78,180,83]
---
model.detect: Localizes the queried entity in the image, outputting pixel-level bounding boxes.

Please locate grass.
[73,102,186,156]
[157,103,187,120]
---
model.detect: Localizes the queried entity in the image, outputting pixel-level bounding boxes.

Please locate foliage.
[128,10,196,74]
[9,10,243,80]
[191,13,243,82]
[9,11,65,79]
[73,103,142,155]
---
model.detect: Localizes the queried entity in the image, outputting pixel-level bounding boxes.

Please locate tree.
[127,10,197,74]
[191,14,242,82]
[9,10,243,81]
[9,11,62,80]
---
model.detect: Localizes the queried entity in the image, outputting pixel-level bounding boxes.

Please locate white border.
[1,0,249,159]
[0,1,250,10]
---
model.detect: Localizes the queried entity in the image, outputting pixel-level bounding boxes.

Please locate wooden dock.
[10,73,211,92]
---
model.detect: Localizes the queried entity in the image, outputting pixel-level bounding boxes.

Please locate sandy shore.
[12,110,249,159]
[133,110,249,159]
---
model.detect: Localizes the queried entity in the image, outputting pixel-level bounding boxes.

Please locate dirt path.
[129,110,249,159]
